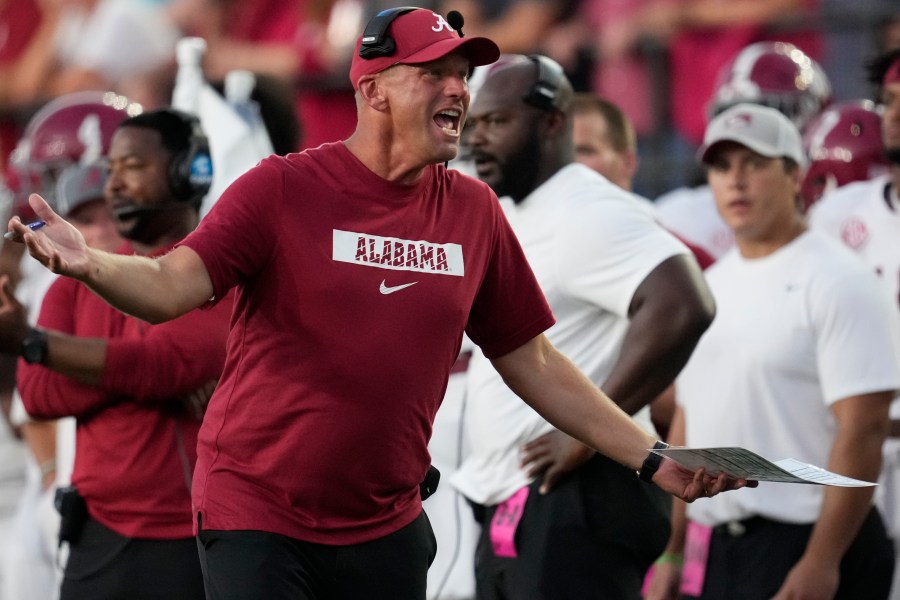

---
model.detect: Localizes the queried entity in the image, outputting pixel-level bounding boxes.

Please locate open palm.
[8,194,91,280]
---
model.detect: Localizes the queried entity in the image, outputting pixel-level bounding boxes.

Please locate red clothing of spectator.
[0,0,42,171]
[192,0,357,150]
[669,0,823,145]
[582,0,657,136]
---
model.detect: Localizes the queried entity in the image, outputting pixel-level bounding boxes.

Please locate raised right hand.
[7,194,91,280]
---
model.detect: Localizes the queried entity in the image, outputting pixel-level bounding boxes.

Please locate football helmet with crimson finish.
[5,91,142,219]
[709,41,832,131]
[800,99,889,211]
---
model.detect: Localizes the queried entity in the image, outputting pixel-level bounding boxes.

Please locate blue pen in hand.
[4,220,46,241]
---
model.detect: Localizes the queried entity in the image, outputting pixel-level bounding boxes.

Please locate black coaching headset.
[522,54,567,112]
[358,6,420,59]
[165,109,213,204]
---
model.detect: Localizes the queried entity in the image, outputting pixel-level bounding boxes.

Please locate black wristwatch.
[21,328,48,365]
[637,441,669,483]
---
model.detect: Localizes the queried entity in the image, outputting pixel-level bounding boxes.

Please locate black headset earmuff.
[165,110,212,204]
[522,54,566,112]
[358,6,420,59]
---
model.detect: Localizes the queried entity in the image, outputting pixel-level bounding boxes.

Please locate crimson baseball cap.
[698,103,806,167]
[349,8,500,90]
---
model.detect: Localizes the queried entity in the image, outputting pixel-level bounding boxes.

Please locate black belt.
[712,516,788,537]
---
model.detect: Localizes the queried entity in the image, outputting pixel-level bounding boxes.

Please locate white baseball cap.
[698,103,806,167]
[55,163,106,217]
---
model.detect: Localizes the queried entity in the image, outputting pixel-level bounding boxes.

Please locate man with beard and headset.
[452,54,717,599]
[0,108,231,600]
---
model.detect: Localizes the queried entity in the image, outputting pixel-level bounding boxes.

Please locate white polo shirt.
[809,175,900,537]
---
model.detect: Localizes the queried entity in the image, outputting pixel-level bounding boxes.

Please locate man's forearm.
[805,486,876,570]
[80,250,185,324]
[79,246,213,324]
[804,395,890,566]
[44,332,106,386]
[492,334,657,471]
[663,406,689,555]
[13,195,214,323]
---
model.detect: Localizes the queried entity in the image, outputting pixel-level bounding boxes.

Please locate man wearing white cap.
[646,103,900,599]
[6,8,752,599]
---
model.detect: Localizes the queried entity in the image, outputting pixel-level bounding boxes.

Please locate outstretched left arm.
[491,334,754,501]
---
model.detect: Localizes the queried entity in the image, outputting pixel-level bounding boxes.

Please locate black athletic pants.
[196,511,437,600]
[693,507,894,600]
[60,516,204,600]
[473,453,672,600]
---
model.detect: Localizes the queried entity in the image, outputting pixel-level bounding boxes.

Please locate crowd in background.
[0,0,897,194]
[1,1,900,600]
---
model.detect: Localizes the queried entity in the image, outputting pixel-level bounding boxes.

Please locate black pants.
[196,511,437,600]
[60,516,204,600]
[473,454,671,600]
[695,508,895,600]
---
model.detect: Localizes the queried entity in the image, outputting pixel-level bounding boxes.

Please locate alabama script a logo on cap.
[431,13,454,33]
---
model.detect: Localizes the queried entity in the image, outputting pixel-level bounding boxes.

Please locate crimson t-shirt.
[182,142,554,544]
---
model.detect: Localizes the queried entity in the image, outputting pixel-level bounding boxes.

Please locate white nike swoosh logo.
[379,280,418,295]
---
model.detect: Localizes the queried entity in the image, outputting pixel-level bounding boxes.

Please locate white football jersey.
[809,174,900,546]
[808,175,900,308]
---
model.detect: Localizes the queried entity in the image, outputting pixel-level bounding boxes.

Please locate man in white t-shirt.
[807,47,900,600]
[647,103,900,600]
[452,54,717,599]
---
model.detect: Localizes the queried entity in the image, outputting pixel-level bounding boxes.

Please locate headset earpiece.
[522,55,566,112]
[358,6,419,59]
[165,111,212,204]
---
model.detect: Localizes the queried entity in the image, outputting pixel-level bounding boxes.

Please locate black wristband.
[637,441,669,483]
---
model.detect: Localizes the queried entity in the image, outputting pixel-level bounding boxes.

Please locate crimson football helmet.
[800,99,889,211]
[708,41,832,131]
[5,91,142,219]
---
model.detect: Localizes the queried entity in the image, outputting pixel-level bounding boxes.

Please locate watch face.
[22,331,48,365]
